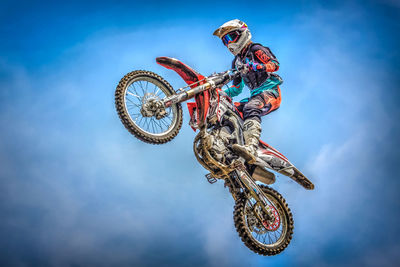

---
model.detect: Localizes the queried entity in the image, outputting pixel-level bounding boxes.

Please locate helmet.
[213,19,252,56]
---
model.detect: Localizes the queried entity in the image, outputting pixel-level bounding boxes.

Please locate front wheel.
[234,185,294,256]
[115,70,183,144]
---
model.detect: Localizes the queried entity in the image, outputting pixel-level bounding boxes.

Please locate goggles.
[222,31,240,46]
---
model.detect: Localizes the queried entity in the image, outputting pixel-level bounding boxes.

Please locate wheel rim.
[244,193,288,248]
[123,76,179,137]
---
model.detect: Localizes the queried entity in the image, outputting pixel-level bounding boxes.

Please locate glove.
[245,58,265,72]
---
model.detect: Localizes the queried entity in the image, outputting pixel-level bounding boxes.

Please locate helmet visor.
[222,31,240,46]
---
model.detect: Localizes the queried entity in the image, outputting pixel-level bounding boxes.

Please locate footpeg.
[205,173,218,184]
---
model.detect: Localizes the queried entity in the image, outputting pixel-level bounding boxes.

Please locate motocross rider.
[213,19,283,163]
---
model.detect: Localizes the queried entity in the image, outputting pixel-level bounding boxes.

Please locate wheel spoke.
[150,119,156,133]
[160,118,170,128]
[153,119,163,131]
[140,81,147,94]
[242,193,287,247]
[127,91,142,100]
[146,118,152,132]
[126,98,141,107]
[137,116,143,126]
[143,118,150,131]
[131,83,140,94]
[123,77,179,137]
[273,230,278,242]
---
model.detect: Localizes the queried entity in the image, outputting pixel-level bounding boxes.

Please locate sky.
[0,0,399,266]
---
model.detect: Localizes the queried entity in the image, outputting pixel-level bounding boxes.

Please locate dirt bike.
[114,57,314,256]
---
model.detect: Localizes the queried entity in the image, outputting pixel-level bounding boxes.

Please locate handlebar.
[208,69,240,86]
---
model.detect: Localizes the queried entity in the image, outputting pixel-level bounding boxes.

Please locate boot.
[232,118,261,164]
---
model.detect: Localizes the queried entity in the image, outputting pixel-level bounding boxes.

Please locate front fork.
[231,161,276,221]
[163,81,214,108]
[140,81,213,121]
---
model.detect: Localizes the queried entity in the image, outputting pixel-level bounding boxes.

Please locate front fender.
[156,57,205,88]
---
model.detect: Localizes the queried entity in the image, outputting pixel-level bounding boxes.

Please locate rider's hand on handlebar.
[236,60,249,75]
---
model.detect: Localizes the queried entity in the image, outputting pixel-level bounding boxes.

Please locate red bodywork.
[233,102,244,119]
[156,57,289,164]
[156,57,210,128]
[259,140,289,163]
[156,57,205,88]
[155,57,314,190]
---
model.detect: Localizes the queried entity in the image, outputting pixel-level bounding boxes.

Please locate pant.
[236,86,282,122]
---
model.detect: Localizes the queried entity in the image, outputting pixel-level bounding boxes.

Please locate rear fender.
[257,140,314,190]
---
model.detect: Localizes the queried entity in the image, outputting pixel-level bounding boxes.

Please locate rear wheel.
[234,185,294,256]
[115,70,183,144]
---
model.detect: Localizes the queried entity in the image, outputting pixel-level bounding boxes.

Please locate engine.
[207,126,234,164]
[193,124,237,178]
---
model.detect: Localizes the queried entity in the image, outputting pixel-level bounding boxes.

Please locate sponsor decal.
[255,50,270,64]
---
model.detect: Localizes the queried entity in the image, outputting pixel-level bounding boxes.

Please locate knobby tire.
[115,70,183,144]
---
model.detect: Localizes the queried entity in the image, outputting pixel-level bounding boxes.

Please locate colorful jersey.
[224,43,283,100]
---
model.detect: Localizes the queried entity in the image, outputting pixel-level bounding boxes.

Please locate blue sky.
[0,0,399,266]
